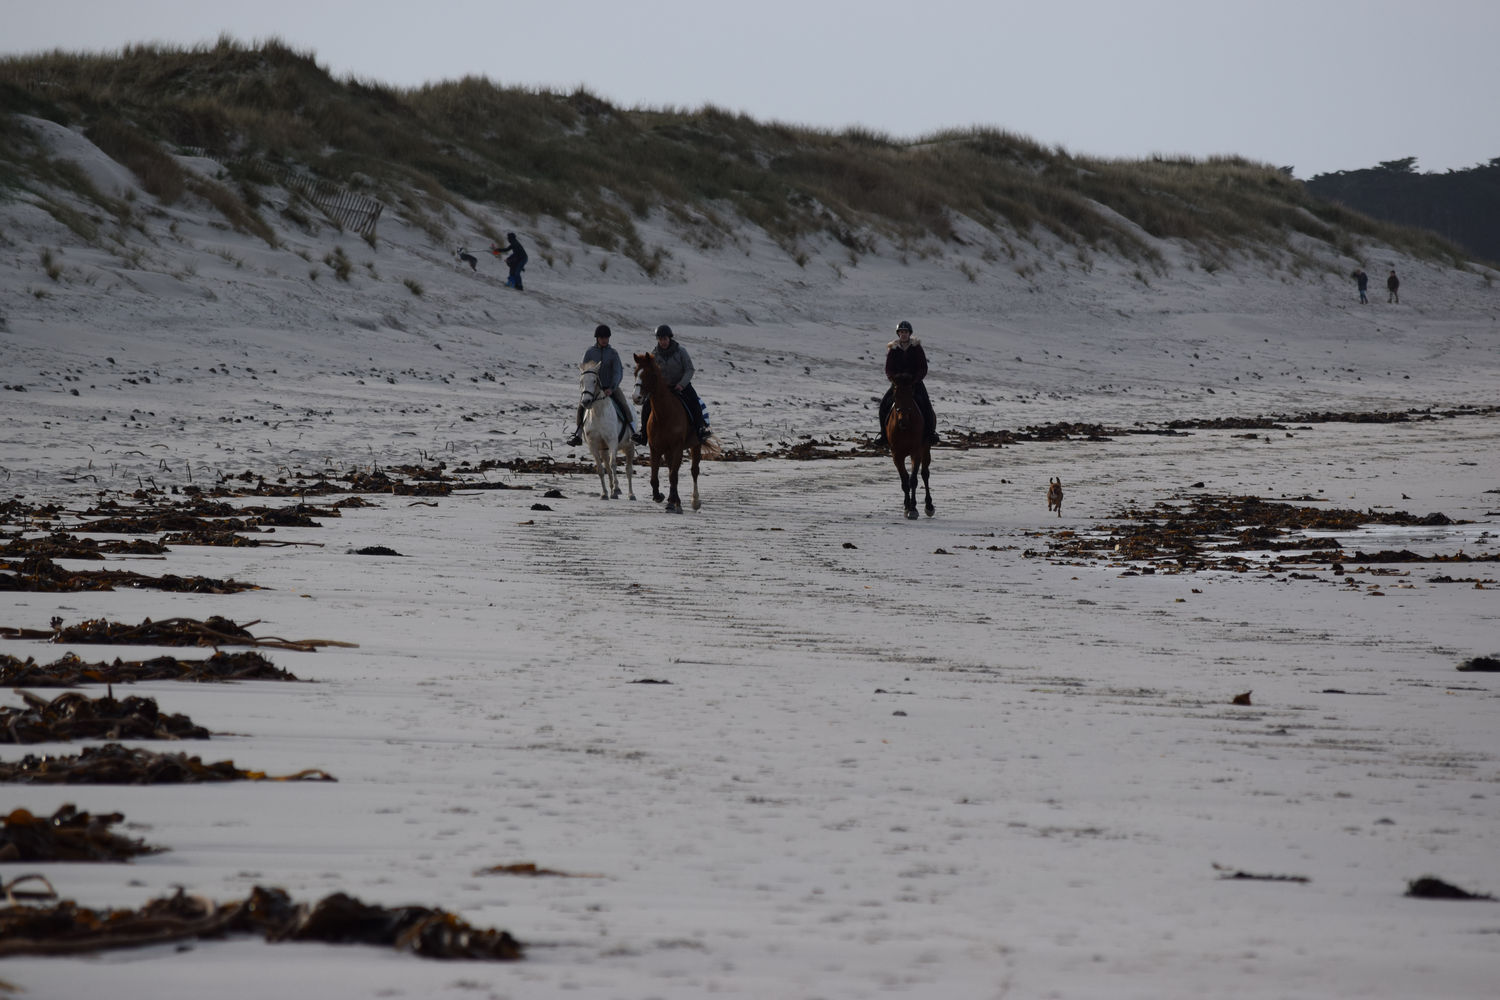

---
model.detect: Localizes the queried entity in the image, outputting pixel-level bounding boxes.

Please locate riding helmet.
[594,324,611,339]
[896,320,913,333]
[654,324,674,340]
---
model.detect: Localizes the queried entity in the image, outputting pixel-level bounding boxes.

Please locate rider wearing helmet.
[879,319,938,445]
[567,324,631,447]
[633,324,712,445]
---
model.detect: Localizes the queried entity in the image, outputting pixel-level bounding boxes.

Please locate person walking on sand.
[1353,268,1369,304]
[1387,269,1400,304]
[490,233,528,290]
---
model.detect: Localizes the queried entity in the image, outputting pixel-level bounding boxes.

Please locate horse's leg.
[665,453,682,514]
[905,456,920,518]
[893,453,914,515]
[622,443,636,501]
[583,414,609,500]
[604,412,621,498]
[921,451,934,517]
[594,448,610,500]
[689,444,701,510]
[650,445,664,503]
[589,431,611,500]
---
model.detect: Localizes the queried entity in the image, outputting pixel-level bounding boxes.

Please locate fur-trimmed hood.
[887,337,922,351]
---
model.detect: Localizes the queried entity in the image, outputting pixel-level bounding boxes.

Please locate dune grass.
[0,37,1471,274]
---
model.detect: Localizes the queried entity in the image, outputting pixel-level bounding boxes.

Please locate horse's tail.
[699,436,724,460]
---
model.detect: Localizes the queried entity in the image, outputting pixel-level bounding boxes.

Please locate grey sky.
[6,0,1496,178]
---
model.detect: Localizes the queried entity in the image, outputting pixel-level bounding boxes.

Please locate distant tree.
[1378,157,1418,173]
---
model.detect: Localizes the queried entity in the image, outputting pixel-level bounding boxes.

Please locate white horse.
[579,361,635,500]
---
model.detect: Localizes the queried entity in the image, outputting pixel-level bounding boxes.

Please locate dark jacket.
[1387,272,1399,291]
[885,338,929,382]
[505,236,527,268]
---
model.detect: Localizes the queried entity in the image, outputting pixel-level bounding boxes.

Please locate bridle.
[579,367,605,408]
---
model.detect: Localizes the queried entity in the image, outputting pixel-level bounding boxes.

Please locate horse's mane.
[580,359,601,374]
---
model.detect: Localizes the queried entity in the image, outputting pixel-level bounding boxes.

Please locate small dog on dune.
[1046,477,1063,516]
[456,247,478,271]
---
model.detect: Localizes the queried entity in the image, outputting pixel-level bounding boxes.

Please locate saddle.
[609,394,634,441]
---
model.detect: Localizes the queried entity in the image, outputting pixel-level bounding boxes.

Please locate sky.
[5,0,1499,178]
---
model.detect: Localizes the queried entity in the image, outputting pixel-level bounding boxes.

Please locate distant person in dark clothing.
[1353,268,1369,304]
[491,233,528,290]
[878,320,938,446]
[1386,269,1400,303]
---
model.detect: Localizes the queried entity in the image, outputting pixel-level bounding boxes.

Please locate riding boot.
[633,400,651,445]
[566,406,583,447]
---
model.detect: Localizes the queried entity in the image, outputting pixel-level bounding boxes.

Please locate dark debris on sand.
[0,649,300,686]
[1,804,164,862]
[0,554,257,594]
[0,743,335,784]
[1026,493,1473,577]
[0,883,522,959]
[1405,876,1495,900]
[0,616,355,652]
[0,690,209,743]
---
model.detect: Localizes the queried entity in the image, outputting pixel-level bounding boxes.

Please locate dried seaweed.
[0,616,356,652]
[1213,863,1309,883]
[160,530,322,548]
[0,555,257,594]
[0,650,300,686]
[474,862,602,878]
[0,533,167,559]
[0,743,336,784]
[1405,877,1495,900]
[0,884,522,959]
[1,690,209,743]
[1,805,165,862]
[1027,493,1471,576]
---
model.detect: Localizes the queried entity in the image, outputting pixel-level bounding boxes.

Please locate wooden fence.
[179,149,384,238]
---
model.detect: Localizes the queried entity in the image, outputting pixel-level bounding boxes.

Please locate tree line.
[1305,158,1500,265]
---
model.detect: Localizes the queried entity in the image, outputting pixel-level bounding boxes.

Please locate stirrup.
[566,433,582,447]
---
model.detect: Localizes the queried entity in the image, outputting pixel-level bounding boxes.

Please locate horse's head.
[578,361,602,403]
[634,353,662,393]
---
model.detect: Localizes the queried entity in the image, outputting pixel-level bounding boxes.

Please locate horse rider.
[879,319,939,445]
[567,324,632,446]
[633,324,712,445]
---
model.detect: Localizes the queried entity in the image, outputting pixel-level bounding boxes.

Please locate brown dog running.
[1046,477,1063,516]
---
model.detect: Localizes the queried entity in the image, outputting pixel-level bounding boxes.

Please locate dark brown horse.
[885,374,933,519]
[634,353,714,513]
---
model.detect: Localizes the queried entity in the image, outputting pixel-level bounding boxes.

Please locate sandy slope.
[1,123,1498,999]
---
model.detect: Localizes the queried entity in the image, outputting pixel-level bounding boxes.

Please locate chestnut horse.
[885,374,933,519]
[633,353,717,513]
